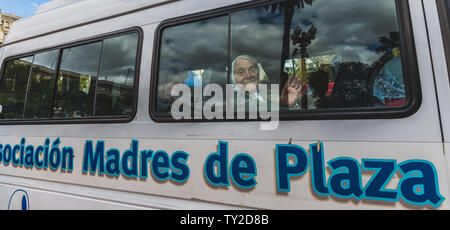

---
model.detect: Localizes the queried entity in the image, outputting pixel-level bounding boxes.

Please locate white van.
[0,0,448,210]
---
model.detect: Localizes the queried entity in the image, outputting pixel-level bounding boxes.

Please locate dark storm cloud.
[98,32,139,85]
[304,0,399,58]
[59,42,102,76]
[158,0,400,82]
[159,16,228,84]
[231,0,399,66]
[56,32,139,85]
[231,7,286,80]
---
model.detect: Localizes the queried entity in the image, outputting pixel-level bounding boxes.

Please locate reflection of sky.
[33,50,59,70]
[231,0,399,76]
[20,56,34,64]
[159,0,400,84]
[297,0,398,58]
[98,33,139,86]
[60,42,102,77]
[159,16,228,84]
[231,7,285,82]
[57,32,139,84]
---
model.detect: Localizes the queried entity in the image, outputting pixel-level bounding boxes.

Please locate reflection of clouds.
[60,42,102,77]
[159,16,228,85]
[58,33,139,85]
[99,33,138,86]
[231,16,283,58]
[331,46,380,65]
[231,9,284,81]
[34,50,59,70]
[158,0,400,83]
[301,0,398,58]
[228,0,399,80]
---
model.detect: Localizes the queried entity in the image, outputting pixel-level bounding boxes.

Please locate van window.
[0,30,140,121]
[154,0,410,120]
[0,56,33,119]
[24,50,59,119]
[54,42,102,118]
[156,16,228,116]
[96,33,139,116]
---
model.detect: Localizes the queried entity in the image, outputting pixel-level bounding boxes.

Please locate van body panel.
[0,0,448,210]
[0,137,447,209]
[423,0,450,143]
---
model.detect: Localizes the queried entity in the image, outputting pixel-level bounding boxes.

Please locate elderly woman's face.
[234,58,259,92]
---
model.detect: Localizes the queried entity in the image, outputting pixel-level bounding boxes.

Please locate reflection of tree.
[265,0,315,84]
[376,32,400,64]
[0,59,32,119]
[292,25,317,57]
[369,31,400,92]
[265,0,316,110]
[291,24,317,109]
[309,69,329,108]
[368,31,403,106]
[24,65,56,118]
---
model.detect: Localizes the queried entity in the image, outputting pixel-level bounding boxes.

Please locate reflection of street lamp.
[291,24,317,109]
[292,25,317,57]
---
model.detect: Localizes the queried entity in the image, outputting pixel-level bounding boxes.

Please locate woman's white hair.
[231,55,260,85]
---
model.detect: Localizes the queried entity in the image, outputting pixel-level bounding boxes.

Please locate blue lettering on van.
[398,160,445,207]
[170,151,190,183]
[0,138,444,208]
[151,150,171,181]
[204,141,230,187]
[82,140,105,174]
[230,153,257,189]
[328,157,364,199]
[82,139,190,183]
[310,142,330,196]
[106,148,121,177]
[362,159,398,201]
[275,144,309,192]
[122,139,139,178]
[275,143,445,208]
[0,137,73,172]
[204,141,257,189]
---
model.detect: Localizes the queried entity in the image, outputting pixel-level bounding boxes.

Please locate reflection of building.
[0,10,22,44]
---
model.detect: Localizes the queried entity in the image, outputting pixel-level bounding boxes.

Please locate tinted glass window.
[0,56,33,119]
[231,0,404,111]
[156,16,228,116]
[0,31,140,122]
[53,42,102,118]
[24,50,59,118]
[154,0,407,120]
[96,32,139,116]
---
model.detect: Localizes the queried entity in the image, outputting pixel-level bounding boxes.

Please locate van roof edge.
[0,0,179,48]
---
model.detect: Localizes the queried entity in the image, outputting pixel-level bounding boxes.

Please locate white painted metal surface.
[0,0,448,210]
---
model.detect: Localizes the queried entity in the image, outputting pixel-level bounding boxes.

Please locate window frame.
[150,0,422,122]
[0,27,143,125]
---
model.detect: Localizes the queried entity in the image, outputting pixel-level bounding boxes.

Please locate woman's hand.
[280,75,302,108]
